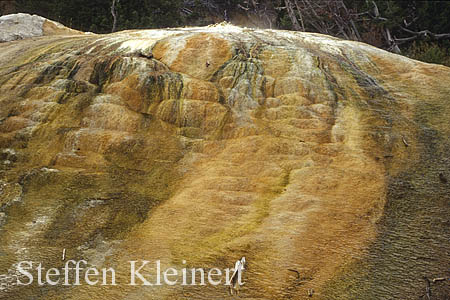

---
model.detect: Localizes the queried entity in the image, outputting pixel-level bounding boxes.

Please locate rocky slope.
[0,17,449,299]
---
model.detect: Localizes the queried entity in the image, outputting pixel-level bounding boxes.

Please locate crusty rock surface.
[0,22,449,299]
[0,13,82,42]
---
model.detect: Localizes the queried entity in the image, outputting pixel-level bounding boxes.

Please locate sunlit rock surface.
[0,20,449,299]
[0,13,82,42]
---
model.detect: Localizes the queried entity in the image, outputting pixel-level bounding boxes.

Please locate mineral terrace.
[0,15,449,299]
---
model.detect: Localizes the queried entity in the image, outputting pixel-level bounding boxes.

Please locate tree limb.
[403,16,418,28]
[284,0,301,31]
[400,27,450,40]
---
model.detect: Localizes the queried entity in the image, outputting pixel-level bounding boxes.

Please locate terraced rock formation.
[0,19,449,299]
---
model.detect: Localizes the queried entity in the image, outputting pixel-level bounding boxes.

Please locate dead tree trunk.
[111,0,118,33]
[284,0,301,31]
[292,0,306,31]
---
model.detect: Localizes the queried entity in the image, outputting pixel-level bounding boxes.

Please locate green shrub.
[405,41,450,67]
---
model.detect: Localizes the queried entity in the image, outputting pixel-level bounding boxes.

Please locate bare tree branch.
[400,27,450,40]
[238,4,250,11]
[284,0,301,31]
[293,0,305,31]
[371,0,380,18]
[247,0,449,56]
[301,0,328,34]
[385,28,401,53]
[393,35,419,44]
[403,16,419,28]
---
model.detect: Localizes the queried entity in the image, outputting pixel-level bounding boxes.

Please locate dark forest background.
[1,0,449,66]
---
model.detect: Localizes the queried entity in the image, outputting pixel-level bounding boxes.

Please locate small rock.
[40,167,60,173]
[126,49,153,59]
[139,48,153,59]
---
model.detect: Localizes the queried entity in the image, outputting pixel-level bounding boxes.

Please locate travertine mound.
[0,22,449,299]
[0,13,83,42]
